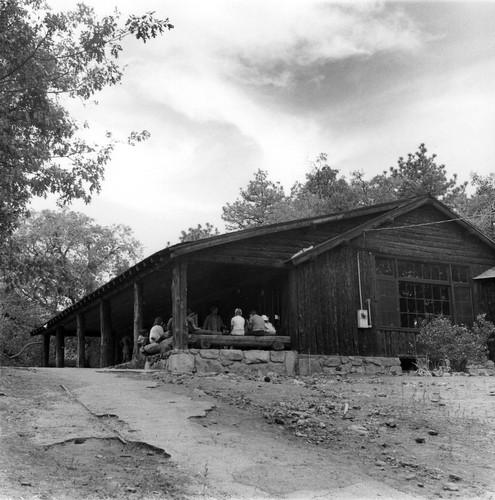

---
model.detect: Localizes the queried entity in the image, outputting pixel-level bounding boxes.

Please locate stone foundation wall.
[143,349,402,376]
[146,348,298,376]
[298,355,402,376]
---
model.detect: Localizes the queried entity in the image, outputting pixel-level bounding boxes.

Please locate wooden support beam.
[55,327,65,368]
[76,313,86,368]
[188,334,291,350]
[172,258,188,350]
[99,299,113,367]
[288,270,299,351]
[133,281,144,358]
[42,333,50,367]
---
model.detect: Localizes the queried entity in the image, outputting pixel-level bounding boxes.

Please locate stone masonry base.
[298,355,402,376]
[143,349,402,376]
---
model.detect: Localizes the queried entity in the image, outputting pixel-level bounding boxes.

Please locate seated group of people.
[230,308,276,336]
[138,307,277,353]
[198,307,276,336]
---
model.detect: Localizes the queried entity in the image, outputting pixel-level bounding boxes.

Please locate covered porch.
[34,251,288,368]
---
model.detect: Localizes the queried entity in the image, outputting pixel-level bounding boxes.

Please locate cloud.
[33,0,495,256]
[207,2,425,87]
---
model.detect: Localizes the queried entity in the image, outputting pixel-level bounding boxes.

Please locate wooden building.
[31,195,495,367]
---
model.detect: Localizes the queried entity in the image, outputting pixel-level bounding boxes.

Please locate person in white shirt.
[262,315,276,335]
[230,308,246,336]
[149,317,170,344]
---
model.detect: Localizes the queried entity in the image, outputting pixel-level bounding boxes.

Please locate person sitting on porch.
[150,317,172,344]
[248,310,265,336]
[187,308,214,334]
[262,315,276,335]
[231,308,246,336]
[202,306,225,333]
[144,317,172,355]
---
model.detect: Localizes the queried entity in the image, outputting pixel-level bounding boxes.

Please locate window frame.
[373,255,473,330]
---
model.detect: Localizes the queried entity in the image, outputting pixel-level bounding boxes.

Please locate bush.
[416,315,493,372]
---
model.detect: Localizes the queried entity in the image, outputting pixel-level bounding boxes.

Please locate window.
[375,257,472,328]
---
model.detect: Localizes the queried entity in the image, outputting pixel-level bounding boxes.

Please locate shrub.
[416,315,493,372]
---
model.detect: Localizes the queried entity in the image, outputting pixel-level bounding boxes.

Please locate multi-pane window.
[375,257,473,328]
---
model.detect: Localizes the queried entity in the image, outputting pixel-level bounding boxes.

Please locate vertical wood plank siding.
[283,205,495,357]
[287,246,360,355]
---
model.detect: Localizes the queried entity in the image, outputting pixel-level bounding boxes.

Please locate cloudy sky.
[36,1,495,257]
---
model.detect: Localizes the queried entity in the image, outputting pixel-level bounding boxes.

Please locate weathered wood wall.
[354,205,495,267]
[282,205,495,357]
[282,245,361,355]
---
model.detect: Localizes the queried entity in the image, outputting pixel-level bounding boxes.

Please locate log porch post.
[100,299,113,367]
[76,313,86,368]
[42,333,50,367]
[172,257,188,349]
[55,326,65,368]
[288,270,299,351]
[133,280,144,358]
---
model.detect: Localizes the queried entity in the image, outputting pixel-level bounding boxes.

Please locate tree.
[267,154,362,224]
[179,223,220,242]
[459,173,495,238]
[384,143,467,203]
[6,208,143,315]
[0,0,172,238]
[1,208,143,364]
[222,169,286,230]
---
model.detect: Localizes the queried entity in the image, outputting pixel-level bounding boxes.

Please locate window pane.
[376,257,394,276]
[425,299,434,314]
[398,260,415,278]
[438,265,448,281]
[443,301,451,316]
[431,265,440,280]
[376,278,399,326]
[399,281,451,328]
[415,262,424,280]
[398,260,448,281]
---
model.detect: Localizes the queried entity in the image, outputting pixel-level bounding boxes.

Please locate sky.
[33,0,495,257]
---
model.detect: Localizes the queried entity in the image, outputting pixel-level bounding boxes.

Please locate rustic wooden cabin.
[31,195,495,367]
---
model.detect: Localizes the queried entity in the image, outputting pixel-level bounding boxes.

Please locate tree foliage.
[222,144,492,234]
[459,172,495,238]
[179,223,220,243]
[1,208,143,364]
[385,143,467,203]
[0,0,172,237]
[6,208,143,315]
[221,169,286,230]
[417,315,493,372]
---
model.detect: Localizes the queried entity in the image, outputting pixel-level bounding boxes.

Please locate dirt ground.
[0,366,495,500]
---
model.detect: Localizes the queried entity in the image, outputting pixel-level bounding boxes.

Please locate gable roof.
[288,195,495,265]
[169,196,414,258]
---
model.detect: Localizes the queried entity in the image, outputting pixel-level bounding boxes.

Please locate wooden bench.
[188,334,291,351]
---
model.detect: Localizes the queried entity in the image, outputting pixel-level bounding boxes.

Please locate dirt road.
[0,367,494,499]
